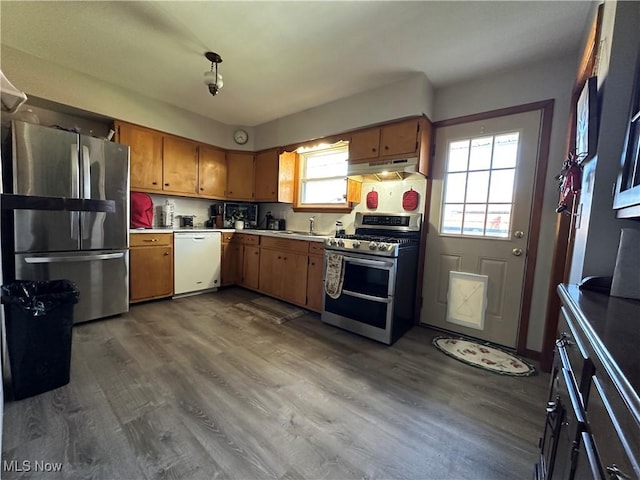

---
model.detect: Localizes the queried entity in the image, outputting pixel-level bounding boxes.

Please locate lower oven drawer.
[324,292,391,329]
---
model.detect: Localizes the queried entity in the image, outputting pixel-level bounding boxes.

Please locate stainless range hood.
[347,157,422,181]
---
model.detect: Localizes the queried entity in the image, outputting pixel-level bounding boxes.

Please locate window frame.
[293,141,355,213]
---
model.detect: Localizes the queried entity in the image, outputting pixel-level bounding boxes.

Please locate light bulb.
[204,70,216,86]
[216,74,223,89]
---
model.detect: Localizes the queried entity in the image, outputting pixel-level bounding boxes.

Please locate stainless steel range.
[321,212,422,345]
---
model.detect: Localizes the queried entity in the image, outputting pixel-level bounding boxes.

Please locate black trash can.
[1,280,79,400]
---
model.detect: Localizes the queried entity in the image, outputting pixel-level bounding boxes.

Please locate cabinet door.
[221,242,241,286]
[254,149,279,202]
[306,254,324,312]
[281,252,308,305]
[349,128,380,162]
[130,246,173,301]
[379,119,419,158]
[117,122,163,191]
[242,245,261,289]
[227,152,255,200]
[198,145,227,198]
[163,136,198,194]
[258,248,281,296]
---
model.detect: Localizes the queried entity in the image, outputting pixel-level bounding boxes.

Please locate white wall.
[569,0,640,283]
[0,46,251,151]
[434,54,578,352]
[254,74,434,150]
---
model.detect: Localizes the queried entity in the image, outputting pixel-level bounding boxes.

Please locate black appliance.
[223,202,258,228]
[321,212,421,345]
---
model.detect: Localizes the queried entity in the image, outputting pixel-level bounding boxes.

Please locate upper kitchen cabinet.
[613,55,640,218]
[116,121,163,191]
[162,136,198,195]
[227,152,255,201]
[349,118,420,163]
[198,145,227,199]
[254,149,295,203]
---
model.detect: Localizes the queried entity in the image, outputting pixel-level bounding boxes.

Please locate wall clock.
[233,129,249,145]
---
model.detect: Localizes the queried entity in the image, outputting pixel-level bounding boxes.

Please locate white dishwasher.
[174,231,221,296]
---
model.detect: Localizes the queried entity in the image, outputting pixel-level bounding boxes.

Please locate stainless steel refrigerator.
[3,120,129,323]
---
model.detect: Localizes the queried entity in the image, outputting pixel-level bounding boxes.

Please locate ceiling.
[1,1,594,127]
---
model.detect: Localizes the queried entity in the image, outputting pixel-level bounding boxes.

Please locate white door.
[421,110,542,348]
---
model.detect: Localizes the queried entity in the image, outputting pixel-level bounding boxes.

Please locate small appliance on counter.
[179,215,196,228]
[223,202,258,228]
[266,211,278,230]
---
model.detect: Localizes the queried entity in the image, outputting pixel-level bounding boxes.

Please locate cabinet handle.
[384,145,389,150]
[164,251,170,256]
[152,181,158,185]
[144,238,158,242]
[606,465,631,479]
[165,183,170,186]
[372,148,377,152]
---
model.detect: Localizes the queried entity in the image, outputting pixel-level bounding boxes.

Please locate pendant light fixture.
[204,51,223,96]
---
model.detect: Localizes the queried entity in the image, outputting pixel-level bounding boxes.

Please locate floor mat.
[235,296,305,324]
[432,336,536,376]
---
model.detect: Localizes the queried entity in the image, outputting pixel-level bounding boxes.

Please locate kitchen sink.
[279,231,319,236]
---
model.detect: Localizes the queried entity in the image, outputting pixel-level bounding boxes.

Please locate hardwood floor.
[2,287,549,479]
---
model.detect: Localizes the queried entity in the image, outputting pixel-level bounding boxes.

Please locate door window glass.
[441,132,519,238]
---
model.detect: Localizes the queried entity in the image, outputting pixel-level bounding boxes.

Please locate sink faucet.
[309,216,315,234]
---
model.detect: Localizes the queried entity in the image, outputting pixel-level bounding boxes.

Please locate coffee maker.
[206,203,224,228]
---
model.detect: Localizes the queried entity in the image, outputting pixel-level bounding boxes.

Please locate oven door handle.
[341,289,392,303]
[342,257,394,269]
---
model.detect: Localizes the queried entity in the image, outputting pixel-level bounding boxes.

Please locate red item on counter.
[131,192,153,228]
[402,188,419,211]
[366,188,379,209]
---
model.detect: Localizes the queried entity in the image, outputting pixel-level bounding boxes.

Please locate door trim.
[432,99,555,358]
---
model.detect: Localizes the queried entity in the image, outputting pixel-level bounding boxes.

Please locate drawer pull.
[144,238,158,242]
[606,465,631,479]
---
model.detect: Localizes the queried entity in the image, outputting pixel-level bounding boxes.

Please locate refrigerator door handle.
[82,144,91,199]
[70,143,81,240]
[24,252,126,263]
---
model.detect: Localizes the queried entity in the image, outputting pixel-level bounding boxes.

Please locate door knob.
[512,248,523,256]
[514,230,525,239]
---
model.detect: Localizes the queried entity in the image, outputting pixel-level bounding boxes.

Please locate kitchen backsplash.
[260,177,428,234]
[145,177,427,232]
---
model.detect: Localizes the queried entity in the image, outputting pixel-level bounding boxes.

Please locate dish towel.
[324,253,345,299]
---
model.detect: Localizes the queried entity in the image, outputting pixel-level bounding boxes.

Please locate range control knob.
[378,243,388,251]
[369,242,378,250]
[337,239,345,247]
[327,238,337,246]
[352,240,361,248]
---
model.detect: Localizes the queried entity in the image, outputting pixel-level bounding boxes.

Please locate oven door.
[321,251,397,344]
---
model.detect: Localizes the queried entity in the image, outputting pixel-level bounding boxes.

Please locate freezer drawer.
[15,250,129,324]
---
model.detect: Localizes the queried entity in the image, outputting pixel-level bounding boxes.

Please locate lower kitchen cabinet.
[534,284,640,480]
[242,245,260,289]
[129,233,173,302]
[228,233,260,289]
[306,244,324,312]
[221,233,242,286]
[259,237,309,307]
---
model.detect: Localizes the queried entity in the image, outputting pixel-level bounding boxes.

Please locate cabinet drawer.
[130,233,173,247]
[221,232,235,243]
[261,236,309,253]
[586,377,639,480]
[558,306,593,405]
[309,242,324,255]
[236,234,260,245]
